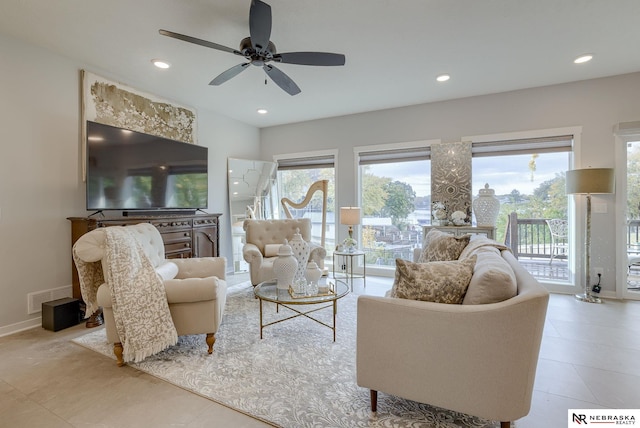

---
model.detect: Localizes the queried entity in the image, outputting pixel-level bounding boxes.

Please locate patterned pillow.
[418,229,471,262]
[390,256,477,304]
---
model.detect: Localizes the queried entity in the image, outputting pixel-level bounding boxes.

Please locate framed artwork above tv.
[80,70,198,180]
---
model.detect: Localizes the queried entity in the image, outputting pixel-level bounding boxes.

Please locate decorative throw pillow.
[390,256,477,304]
[264,244,282,257]
[462,249,517,305]
[418,228,471,262]
[155,261,179,281]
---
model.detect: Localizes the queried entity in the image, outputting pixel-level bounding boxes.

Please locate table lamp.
[565,168,615,303]
[340,207,361,252]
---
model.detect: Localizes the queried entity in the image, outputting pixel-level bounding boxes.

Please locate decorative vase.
[432,202,448,226]
[273,240,298,290]
[305,261,322,285]
[473,183,500,227]
[289,228,310,282]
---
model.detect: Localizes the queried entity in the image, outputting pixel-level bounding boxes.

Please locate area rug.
[73,282,509,428]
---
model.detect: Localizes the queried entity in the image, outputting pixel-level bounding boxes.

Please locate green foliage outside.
[362,166,416,231]
[493,173,567,243]
[627,144,640,220]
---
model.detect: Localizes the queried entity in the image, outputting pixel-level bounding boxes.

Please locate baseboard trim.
[0,317,41,338]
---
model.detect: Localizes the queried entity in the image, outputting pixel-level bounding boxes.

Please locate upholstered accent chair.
[242,218,327,286]
[73,223,227,366]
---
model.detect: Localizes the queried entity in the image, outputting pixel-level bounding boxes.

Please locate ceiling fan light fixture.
[158,0,345,96]
[436,74,450,82]
[257,108,268,115]
[152,59,171,69]
[574,54,593,64]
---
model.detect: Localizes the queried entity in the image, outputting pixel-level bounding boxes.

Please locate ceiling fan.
[159,0,346,96]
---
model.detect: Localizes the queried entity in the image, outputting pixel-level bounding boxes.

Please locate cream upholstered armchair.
[73,223,227,366]
[242,218,327,286]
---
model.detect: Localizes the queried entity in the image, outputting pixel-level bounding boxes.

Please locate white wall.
[0,34,259,334]
[260,72,640,296]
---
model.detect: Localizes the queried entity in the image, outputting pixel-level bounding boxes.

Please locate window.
[625,140,640,297]
[356,142,434,275]
[275,152,336,254]
[469,133,573,283]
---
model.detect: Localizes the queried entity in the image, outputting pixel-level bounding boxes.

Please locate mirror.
[228,158,278,272]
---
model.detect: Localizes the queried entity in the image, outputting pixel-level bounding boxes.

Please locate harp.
[281,180,328,249]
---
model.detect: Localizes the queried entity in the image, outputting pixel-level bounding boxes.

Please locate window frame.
[354,139,440,277]
[464,126,581,292]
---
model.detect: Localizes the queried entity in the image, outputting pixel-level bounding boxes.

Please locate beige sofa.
[356,238,549,428]
[73,223,227,366]
[242,218,327,286]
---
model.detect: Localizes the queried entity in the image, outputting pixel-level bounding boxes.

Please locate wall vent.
[27,286,73,314]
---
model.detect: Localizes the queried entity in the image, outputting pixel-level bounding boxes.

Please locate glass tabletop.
[254,279,349,304]
[334,250,365,256]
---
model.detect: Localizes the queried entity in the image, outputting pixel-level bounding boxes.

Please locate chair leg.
[114,342,124,367]
[206,333,215,354]
[501,422,510,428]
[370,390,377,412]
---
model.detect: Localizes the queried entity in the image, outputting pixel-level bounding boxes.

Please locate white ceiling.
[2,0,640,128]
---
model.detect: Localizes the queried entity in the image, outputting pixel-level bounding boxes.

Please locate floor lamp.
[565,168,615,303]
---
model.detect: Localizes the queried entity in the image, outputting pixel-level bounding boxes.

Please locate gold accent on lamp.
[340,207,361,252]
[565,168,615,303]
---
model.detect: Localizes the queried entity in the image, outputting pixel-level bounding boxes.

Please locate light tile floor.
[1,273,639,427]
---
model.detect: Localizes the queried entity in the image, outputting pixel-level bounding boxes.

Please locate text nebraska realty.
[573,413,636,424]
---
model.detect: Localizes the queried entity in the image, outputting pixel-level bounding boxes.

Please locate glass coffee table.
[254,280,349,341]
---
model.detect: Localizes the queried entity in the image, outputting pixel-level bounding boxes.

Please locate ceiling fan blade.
[249,0,272,53]
[159,29,242,56]
[209,63,250,86]
[275,52,346,66]
[263,64,301,96]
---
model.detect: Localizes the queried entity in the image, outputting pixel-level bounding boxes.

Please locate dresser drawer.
[162,230,192,244]
[164,241,192,255]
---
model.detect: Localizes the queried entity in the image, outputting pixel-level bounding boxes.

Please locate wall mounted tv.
[86,121,208,212]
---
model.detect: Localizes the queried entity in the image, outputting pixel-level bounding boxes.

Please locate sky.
[366,152,570,198]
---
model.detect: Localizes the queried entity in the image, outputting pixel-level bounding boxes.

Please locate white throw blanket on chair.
[75,227,178,363]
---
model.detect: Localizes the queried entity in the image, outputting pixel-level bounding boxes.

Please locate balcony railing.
[356,216,640,283]
[504,213,559,260]
[362,214,572,281]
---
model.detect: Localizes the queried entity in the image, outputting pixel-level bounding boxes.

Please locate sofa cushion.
[390,256,477,304]
[462,249,517,305]
[418,229,471,262]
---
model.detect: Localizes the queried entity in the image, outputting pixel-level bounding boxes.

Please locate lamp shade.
[340,207,361,226]
[566,168,615,195]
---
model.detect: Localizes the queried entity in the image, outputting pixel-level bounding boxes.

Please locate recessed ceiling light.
[257,108,268,115]
[574,54,593,64]
[152,59,171,69]
[436,74,450,82]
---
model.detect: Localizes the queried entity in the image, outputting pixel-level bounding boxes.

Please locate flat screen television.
[86,121,208,212]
